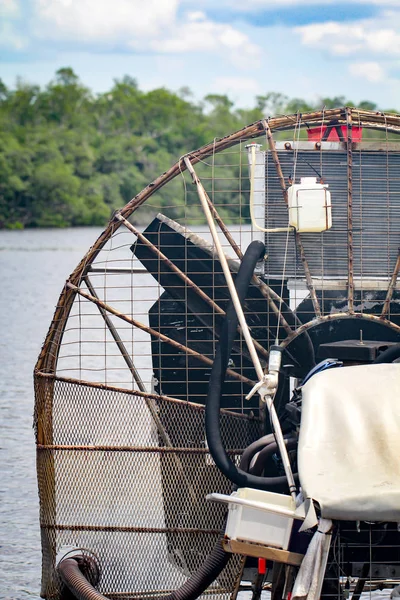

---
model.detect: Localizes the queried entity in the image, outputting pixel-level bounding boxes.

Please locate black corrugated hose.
[205,240,293,491]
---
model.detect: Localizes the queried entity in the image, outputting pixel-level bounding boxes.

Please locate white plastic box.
[288,177,332,233]
[224,488,296,550]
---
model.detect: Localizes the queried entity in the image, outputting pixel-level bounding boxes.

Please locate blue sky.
[1,0,400,109]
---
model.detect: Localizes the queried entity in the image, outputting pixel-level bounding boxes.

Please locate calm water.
[0,227,103,599]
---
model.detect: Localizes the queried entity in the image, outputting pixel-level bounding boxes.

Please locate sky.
[1,0,400,109]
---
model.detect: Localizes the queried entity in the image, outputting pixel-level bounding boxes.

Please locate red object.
[258,558,266,575]
[288,593,292,600]
[307,125,362,142]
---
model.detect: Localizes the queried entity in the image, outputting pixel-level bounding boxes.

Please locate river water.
[0,227,103,599]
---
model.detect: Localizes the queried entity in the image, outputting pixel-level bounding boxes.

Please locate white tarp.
[292,517,332,600]
[298,363,400,521]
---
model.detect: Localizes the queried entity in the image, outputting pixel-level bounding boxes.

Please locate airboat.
[35,107,400,600]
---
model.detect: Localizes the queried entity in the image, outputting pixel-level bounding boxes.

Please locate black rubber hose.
[373,343,400,364]
[239,433,276,473]
[249,437,297,477]
[59,533,230,600]
[206,240,292,492]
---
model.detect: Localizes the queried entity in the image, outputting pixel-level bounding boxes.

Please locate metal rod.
[351,563,370,600]
[37,444,244,454]
[262,119,288,197]
[89,267,148,274]
[66,281,254,386]
[262,118,322,318]
[346,107,355,313]
[381,249,400,318]
[42,524,221,534]
[184,156,297,500]
[84,275,145,392]
[116,213,269,360]
[36,371,260,422]
[294,230,322,317]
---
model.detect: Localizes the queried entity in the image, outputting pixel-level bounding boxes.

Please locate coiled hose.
[205,240,294,492]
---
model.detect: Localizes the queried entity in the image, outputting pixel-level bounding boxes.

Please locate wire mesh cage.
[35,108,400,600]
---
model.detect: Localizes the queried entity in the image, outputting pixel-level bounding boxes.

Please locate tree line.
[0,67,388,229]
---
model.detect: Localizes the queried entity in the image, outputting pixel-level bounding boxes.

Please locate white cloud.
[31,1,260,68]
[295,18,400,57]
[34,0,178,40]
[143,11,260,67]
[348,61,386,83]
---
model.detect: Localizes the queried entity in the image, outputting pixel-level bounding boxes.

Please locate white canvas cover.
[298,363,400,521]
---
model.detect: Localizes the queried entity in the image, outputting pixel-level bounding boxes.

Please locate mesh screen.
[35,374,260,599]
[35,112,400,600]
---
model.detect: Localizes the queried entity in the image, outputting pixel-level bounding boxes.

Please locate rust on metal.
[35,108,399,375]
[35,371,260,421]
[381,249,400,318]
[116,213,269,361]
[280,312,400,349]
[84,275,145,392]
[346,107,355,313]
[262,119,288,203]
[84,275,200,505]
[66,282,254,386]
[262,119,322,318]
[42,524,222,534]
[36,444,245,454]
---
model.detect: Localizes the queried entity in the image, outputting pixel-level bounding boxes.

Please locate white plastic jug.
[288,177,332,232]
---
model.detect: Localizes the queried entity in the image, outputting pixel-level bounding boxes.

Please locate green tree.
[0,68,393,229]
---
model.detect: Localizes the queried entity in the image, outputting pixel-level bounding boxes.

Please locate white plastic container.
[223,488,296,550]
[288,177,332,233]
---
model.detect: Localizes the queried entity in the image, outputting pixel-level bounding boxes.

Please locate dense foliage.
[0,68,387,228]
